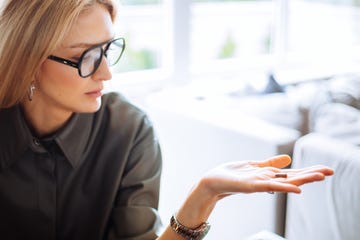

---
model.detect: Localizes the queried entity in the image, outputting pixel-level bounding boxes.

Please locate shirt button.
[33,138,41,146]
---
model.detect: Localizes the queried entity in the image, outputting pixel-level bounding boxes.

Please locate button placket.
[36,152,57,239]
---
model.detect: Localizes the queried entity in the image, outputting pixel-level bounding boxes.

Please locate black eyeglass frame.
[48,37,125,78]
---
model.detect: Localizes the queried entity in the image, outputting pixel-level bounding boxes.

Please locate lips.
[85,88,103,98]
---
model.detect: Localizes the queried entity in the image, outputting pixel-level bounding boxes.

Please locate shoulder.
[101,92,145,118]
[93,93,161,173]
[96,92,156,143]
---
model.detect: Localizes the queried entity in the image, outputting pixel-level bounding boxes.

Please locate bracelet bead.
[170,213,211,240]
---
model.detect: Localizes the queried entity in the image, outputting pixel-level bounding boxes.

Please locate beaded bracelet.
[170,213,211,240]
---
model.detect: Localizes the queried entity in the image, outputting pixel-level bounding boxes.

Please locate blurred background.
[109,0,360,88]
[105,1,360,239]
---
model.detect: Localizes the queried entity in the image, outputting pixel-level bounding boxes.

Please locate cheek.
[38,60,84,91]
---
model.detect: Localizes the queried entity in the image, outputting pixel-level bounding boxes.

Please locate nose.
[91,56,112,81]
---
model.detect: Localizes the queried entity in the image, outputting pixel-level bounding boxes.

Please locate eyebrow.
[67,37,114,49]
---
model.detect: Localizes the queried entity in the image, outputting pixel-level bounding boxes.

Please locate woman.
[0,1,333,240]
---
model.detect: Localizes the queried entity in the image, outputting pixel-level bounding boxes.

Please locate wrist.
[170,213,210,240]
[176,177,218,228]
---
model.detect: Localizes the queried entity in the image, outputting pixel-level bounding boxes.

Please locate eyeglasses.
[48,37,125,78]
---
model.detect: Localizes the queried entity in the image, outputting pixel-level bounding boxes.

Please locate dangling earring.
[28,82,36,101]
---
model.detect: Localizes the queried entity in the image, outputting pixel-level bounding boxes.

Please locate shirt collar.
[54,112,93,168]
[0,104,94,169]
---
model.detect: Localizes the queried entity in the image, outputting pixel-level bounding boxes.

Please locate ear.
[35,59,47,83]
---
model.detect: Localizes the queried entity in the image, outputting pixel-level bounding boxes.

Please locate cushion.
[312,103,360,145]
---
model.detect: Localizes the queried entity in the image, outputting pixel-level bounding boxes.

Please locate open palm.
[201,155,334,199]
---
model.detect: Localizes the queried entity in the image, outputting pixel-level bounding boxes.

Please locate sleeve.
[106,115,163,240]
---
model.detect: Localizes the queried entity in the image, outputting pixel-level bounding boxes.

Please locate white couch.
[285,133,360,240]
[284,75,360,240]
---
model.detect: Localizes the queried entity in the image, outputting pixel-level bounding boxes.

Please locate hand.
[201,154,334,199]
[173,154,334,231]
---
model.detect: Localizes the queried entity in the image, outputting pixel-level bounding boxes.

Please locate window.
[113,0,165,73]
[190,0,274,69]
[111,0,360,86]
[287,0,360,60]
[274,0,360,84]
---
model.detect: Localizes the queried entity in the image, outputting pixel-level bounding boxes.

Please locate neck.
[21,99,73,138]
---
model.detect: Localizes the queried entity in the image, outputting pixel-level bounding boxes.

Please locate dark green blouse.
[0,92,162,240]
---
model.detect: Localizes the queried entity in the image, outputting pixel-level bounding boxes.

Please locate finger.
[282,165,334,177]
[252,155,291,169]
[285,172,326,186]
[300,165,334,176]
[252,180,301,194]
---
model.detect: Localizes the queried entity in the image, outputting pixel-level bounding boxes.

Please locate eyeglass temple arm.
[48,55,79,68]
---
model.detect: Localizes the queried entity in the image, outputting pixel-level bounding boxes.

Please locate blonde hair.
[0,0,117,108]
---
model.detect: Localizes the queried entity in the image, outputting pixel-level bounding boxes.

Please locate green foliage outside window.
[112,33,158,72]
[263,31,271,54]
[113,47,158,72]
[217,29,272,59]
[218,34,237,59]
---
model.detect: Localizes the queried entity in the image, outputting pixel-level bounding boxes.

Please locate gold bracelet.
[170,213,211,240]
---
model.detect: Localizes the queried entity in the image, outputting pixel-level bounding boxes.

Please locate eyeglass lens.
[80,47,102,77]
[106,39,125,66]
[80,38,125,77]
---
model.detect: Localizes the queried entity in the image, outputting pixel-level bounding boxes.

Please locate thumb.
[253,154,291,168]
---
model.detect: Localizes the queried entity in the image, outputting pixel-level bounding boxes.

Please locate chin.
[79,98,102,113]
[91,98,102,112]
